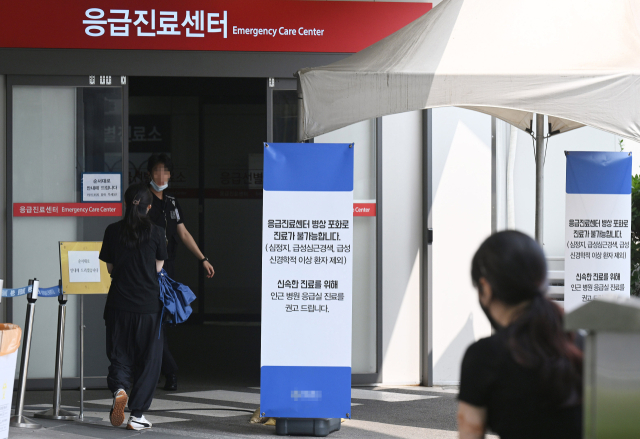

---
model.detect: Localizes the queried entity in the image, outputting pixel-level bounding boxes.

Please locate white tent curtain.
[298,0,640,141]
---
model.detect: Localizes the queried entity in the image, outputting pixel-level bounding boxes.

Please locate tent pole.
[296,75,304,142]
[535,113,544,245]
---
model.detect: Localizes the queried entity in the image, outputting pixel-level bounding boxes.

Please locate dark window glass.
[273,90,298,143]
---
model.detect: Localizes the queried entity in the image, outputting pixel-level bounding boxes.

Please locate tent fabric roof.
[298,0,640,140]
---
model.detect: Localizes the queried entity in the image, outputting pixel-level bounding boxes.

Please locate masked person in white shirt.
[146,154,215,391]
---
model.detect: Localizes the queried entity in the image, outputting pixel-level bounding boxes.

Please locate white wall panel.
[432,108,491,385]
[11,87,79,378]
[317,120,377,373]
[381,111,421,385]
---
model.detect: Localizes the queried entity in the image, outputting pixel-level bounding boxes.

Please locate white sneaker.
[127,415,152,430]
[109,389,128,427]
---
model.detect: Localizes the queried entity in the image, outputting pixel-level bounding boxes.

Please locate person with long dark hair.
[458,231,583,439]
[99,183,168,431]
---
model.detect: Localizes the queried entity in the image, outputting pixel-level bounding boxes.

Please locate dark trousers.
[161,259,178,376]
[161,326,178,376]
[105,308,163,416]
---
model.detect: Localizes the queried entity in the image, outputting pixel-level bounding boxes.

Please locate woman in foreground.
[100,183,168,430]
[458,231,583,439]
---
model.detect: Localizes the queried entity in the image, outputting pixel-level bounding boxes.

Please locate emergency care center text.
[233,27,324,37]
[83,9,325,39]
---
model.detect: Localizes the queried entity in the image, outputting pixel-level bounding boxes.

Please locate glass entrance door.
[8,75,127,382]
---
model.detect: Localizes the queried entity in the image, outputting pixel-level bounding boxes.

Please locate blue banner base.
[260,366,351,418]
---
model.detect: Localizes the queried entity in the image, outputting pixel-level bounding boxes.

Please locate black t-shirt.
[459,331,582,439]
[148,191,184,261]
[99,220,168,314]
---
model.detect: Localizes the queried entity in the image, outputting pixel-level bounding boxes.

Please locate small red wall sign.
[14,203,122,217]
[353,203,376,217]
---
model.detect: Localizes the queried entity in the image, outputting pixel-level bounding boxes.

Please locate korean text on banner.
[564,152,631,312]
[261,143,353,419]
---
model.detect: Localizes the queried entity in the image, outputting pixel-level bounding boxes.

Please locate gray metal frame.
[421,109,433,386]
[0,75,5,324]
[534,114,545,244]
[339,117,383,386]
[267,78,298,143]
[0,49,349,79]
[267,77,314,143]
[6,74,127,294]
[376,116,384,384]
[351,117,383,386]
[267,80,383,384]
[347,117,383,386]
[491,117,497,233]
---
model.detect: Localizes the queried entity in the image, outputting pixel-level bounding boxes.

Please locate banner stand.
[260,143,353,435]
[10,279,42,429]
[57,241,111,423]
[74,296,99,423]
[34,281,78,421]
[564,151,632,311]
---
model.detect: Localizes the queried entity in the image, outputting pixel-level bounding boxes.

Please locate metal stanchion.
[79,294,84,421]
[10,279,42,429]
[34,280,77,421]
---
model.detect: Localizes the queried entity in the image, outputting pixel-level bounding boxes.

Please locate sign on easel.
[59,241,111,421]
[564,152,631,312]
[59,242,111,294]
[260,143,354,419]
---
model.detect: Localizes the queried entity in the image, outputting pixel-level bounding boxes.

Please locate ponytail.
[507,295,583,407]
[120,183,153,249]
[471,231,583,408]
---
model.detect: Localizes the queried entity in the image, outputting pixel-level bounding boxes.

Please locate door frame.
[6,75,128,296]
[6,75,128,388]
[266,78,383,384]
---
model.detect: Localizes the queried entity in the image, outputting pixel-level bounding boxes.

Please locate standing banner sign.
[261,143,353,419]
[564,152,631,312]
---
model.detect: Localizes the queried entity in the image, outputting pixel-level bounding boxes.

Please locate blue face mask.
[150,180,168,192]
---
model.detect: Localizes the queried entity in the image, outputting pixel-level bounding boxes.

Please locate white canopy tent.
[298,0,640,142]
[298,0,640,242]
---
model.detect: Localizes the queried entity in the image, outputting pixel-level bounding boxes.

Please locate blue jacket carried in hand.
[158,269,196,337]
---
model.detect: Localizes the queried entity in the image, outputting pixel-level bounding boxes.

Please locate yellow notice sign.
[59,242,111,295]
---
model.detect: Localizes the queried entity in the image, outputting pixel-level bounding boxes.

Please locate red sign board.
[0,1,430,53]
[14,203,122,217]
[353,203,376,217]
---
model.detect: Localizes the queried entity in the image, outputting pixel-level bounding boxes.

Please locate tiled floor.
[8,385,484,438]
[8,324,480,437]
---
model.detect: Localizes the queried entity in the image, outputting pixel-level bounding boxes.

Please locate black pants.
[105,308,163,417]
[161,326,178,376]
[161,259,178,376]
